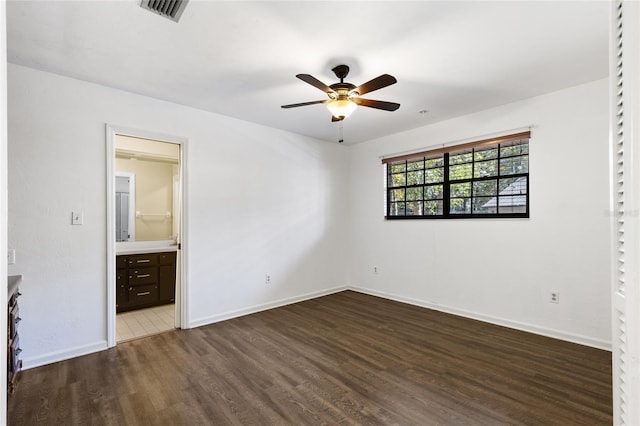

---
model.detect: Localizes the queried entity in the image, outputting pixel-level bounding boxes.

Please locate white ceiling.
[6,1,609,144]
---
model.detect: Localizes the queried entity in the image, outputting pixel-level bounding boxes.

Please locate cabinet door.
[9,335,21,381]
[116,255,128,269]
[159,264,176,302]
[159,252,176,265]
[116,269,127,309]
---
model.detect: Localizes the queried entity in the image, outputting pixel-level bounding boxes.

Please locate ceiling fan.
[281,65,400,122]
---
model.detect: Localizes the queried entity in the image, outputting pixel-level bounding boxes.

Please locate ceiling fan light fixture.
[327,99,357,119]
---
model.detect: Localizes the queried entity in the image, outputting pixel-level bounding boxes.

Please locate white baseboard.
[23,284,610,369]
[349,286,611,351]
[22,341,108,370]
[188,285,348,329]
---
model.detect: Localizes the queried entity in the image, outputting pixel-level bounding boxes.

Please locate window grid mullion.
[404,160,408,215]
[497,143,502,214]
[421,158,426,214]
[471,148,476,214]
[444,153,450,217]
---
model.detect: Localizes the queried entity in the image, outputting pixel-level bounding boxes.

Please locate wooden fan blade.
[331,115,344,122]
[353,74,397,96]
[281,100,327,109]
[296,74,334,94]
[353,98,400,111]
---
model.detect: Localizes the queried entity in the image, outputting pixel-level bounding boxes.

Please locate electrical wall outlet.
[550,291,560,304]
[265,274,271,284]
[7,249,15,265]
[373,266,379,274]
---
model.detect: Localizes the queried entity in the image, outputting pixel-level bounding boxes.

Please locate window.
[384,131,530,219]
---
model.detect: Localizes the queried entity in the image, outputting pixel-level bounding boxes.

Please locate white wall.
[348,79,611,349]
[116,157,175,241]
[7,61,611,369]
[7,64,350,367]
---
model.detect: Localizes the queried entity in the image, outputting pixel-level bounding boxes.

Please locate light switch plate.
[7,249,15,265]
[72,211,83,225]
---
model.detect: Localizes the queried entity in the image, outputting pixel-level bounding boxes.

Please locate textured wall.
[7,64,350,367]
[348,79,611,349]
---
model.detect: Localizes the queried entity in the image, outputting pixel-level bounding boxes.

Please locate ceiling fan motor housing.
[332,64,350,81]
[329,82,358,100]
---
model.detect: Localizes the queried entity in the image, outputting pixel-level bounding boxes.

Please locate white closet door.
[610,1,640,425]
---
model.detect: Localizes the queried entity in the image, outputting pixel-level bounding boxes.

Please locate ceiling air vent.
[140,0,188,23]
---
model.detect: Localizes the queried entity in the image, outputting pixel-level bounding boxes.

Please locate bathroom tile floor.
[116,304,175,342]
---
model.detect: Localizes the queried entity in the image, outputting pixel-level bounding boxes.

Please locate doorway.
[106,125,188,347]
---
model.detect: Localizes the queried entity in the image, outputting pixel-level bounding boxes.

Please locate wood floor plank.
[8,291,612,425]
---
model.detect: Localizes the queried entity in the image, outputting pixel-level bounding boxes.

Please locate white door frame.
[105,124,189,348]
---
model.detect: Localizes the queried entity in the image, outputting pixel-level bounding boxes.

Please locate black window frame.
[384,132,530,220]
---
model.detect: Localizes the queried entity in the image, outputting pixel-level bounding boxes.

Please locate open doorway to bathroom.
[106,126,187,347]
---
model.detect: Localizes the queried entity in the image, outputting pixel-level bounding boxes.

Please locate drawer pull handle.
[136,259,151,263]
[137,274,151,278]
[137,291,151,296]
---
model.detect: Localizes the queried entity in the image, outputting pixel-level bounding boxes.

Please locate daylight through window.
[383,131,530,219]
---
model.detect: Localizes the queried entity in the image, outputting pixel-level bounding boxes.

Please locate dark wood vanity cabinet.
[8,277,22,394]
[116,251,176,312]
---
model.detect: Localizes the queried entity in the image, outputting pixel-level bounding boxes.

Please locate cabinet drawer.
[128,267,158,285]
[128,254,158,267]
[159,251,176,265]
[128,284,159,306]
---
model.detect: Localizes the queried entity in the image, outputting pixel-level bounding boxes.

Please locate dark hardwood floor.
[8,291,612,425]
